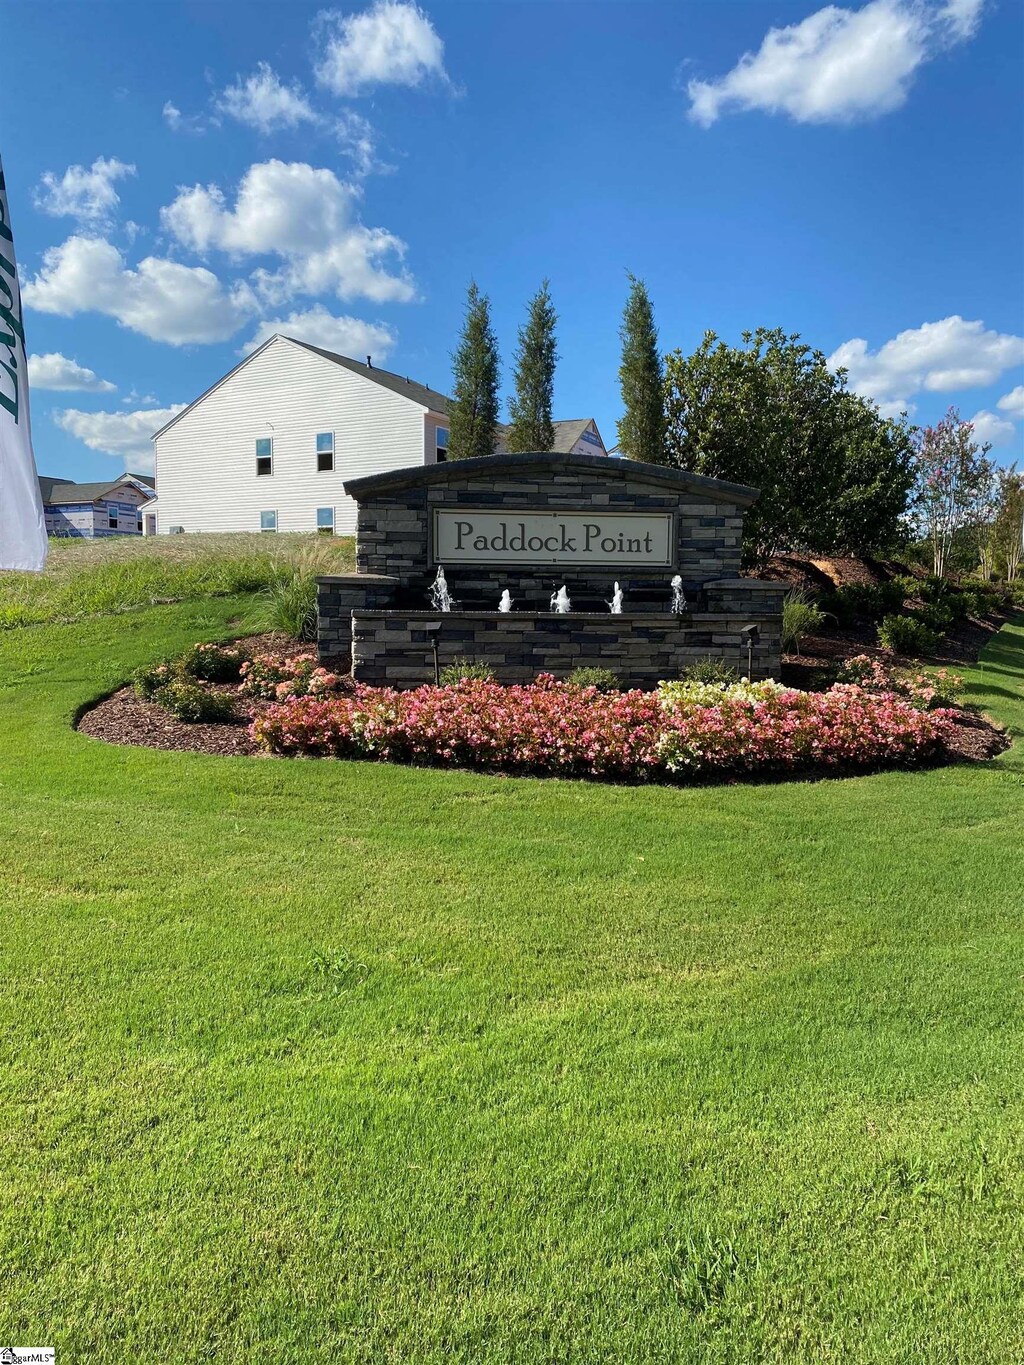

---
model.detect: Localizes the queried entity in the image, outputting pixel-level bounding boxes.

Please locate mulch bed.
[76,624,1012,771]
[78,687,268,757]
[77,634,311,759]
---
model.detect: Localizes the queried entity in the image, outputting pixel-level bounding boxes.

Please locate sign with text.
[433,508,674,566]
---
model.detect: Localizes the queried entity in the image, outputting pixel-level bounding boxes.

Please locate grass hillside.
[0,599,1021,1362]
[0,532,355,629]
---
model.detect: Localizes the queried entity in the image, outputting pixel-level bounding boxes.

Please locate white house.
[150,335,608,536]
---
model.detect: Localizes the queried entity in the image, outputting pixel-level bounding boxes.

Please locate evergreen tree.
[447,281,500,460]
[507,280,558,452]
[617,273,666,463]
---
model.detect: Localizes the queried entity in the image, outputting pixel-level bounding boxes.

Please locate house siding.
[153,337,430,536]
[44,486,149,538]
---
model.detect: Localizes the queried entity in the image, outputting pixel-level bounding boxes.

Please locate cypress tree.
[447,281,501,460]
[507,280,558,452]
[617,272,666,463]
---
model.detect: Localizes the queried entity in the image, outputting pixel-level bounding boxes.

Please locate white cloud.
[829,316,1024,415]
[160,160,415,305]
[33,157,135,226]
[687,0,985,128]
[241,304,396,359]
[996,385,1024,420]
[163,101,205,135]
[211,66,384,174]
[54,405,186,469]
[28,352,116,393]
[333,110,386,177]
[941,0,986,41]
[216,63,318,133]
[23,235,256,345]
[969,409,1017,449]
[315,1,448,97]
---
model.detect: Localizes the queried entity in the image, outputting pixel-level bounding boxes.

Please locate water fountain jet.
[428,566,453,612]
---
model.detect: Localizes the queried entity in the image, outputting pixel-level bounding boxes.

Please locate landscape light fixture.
[739,623,760,678]
[423,620,443,684]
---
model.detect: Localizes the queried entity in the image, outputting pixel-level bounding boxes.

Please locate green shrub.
[177,642,245,682]
[679,657,740,685]
[567,666,620,692]
[132,660,175,700]
[818,580,906,624]
[782,589,825,654]
[155,680,238,723]
[1007,580,1024,607]
[439,658,495,685]
[890,574,922,600]
[914,600,957,632]
[878,614,940,657]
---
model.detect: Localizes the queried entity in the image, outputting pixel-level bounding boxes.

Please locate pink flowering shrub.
[240,652,342,701]
[177,642,245,683]
[837,654,963,710]
[251,673,956,782]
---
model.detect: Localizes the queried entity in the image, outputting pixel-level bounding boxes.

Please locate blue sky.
[3,0,1022,482]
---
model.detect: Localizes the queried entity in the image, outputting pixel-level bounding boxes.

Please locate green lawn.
[0,602,1022,1363]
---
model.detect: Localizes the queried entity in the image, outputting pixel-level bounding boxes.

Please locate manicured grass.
[0,532,354,628]
[0,602,1022,1363]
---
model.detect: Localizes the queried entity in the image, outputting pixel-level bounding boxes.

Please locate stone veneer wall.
[352,463,747,606]
[318,573,785,672]
[350,599,783,687]
[317,453,784,685]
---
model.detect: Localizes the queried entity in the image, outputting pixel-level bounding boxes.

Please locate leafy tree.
[447,282,501,460]
[991,465,1024,581]
[913,407,994,578]
[507,280,557,452]
[617,273,666,463]
[663,328,916,563]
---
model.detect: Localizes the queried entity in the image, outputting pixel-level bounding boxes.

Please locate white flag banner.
[0,155,47,572]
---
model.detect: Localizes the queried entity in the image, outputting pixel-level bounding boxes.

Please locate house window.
[260,510,277,532]
[108,510,118,530]
[316,507,334,535]
[316,431,334,472]
[436,426,449,462]
[256,437,273,476]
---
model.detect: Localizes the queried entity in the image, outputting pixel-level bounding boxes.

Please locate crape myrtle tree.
[617,273,666,463]
[913,407,995,578]
[507,280,558,453]
[662,328,916,564]
[447,281,501,460]
[990,465,1024,581]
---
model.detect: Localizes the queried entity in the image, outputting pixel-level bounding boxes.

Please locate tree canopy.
[662,328,916,563]
[913,407,995,578]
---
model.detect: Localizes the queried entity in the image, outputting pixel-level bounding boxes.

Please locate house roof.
[343,449,760,505]
[38,474,156,506]
[494,419,603,455]
[286,338,451,415]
